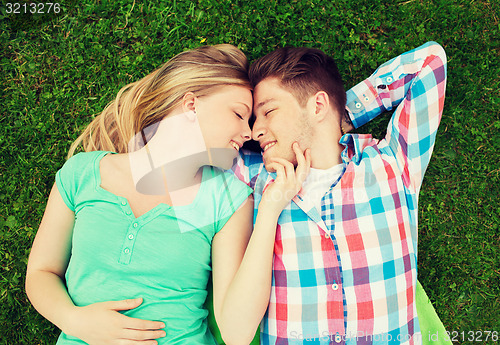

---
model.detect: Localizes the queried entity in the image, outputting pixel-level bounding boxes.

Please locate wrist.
[59,305,81,336]
[257,198,287,217]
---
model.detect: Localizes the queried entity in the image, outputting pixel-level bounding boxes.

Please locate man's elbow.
[427,41,447,66]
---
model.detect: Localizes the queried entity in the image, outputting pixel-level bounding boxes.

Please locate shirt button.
[133,223,138,228]
[121,200,127,206]
[364,96,369,102]
[355,102,361,108]
[386,76,393,82]
[332,283,339,290]
[124,248,130,254]
[126,210,132,215]
[335,333,342,342]
[324,232,330,238]
[128,234,134,240]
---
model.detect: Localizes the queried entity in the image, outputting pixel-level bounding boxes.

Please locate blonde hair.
[68,44,250,157]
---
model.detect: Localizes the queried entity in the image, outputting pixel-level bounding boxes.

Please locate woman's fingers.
[269,158,294,180]
[70,299,166,344]
[270,142,311,188]
[292,143,310,185]
[266,161,286,179]
[102,298,165,331]
[121,327,166,341]
[293,142,306,166]
[262,142,311,210]
[107,298,143,312]
[121,314,166,331]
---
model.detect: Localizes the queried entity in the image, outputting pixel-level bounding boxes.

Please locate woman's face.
[194,85,253,153]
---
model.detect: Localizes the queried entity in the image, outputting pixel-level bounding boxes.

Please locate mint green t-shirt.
[55,151,252,345]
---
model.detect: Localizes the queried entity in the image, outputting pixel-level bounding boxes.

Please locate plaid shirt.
[231,42,447,345]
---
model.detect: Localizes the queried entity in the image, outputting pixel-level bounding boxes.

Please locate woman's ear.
[182,92,197,113]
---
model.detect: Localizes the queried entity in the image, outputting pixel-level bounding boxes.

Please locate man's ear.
[308,91,330,122]
[181,92,197,113]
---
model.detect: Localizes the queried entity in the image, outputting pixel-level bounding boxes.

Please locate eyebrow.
[235,102,251,112]
[255,98,276,111]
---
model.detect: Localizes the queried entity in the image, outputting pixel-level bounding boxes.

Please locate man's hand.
[64,298,166,345]
[341,109,354,134]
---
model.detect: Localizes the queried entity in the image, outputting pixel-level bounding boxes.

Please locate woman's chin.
[209,147,238,169]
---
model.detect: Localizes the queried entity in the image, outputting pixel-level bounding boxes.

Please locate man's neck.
[309,126,344,169]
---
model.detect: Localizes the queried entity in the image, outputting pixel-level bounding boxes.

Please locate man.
[233,41,447,344]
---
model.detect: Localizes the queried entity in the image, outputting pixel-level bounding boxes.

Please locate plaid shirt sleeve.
[345,41,447,192]
[227,149,265,191]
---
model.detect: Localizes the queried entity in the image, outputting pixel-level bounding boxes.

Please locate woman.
[25,44,310,345]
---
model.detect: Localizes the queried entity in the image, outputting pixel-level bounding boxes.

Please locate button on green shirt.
[55,151,252,344]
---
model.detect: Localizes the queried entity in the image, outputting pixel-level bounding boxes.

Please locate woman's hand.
[25,184,166,345]
[65,298,166,345]
[211,143,309,343]
[261,142,311,213]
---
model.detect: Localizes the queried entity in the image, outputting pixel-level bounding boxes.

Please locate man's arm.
[345,41,447,191]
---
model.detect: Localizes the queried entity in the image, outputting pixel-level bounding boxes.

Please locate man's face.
[252,77,312,171]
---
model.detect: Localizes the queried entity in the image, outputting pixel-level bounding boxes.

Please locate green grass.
[1,0,499,343]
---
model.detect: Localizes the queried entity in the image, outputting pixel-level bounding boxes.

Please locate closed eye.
[264,109,276,117]
[234,112,244,120]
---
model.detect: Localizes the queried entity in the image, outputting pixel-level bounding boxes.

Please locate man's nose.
[251,118,266,141]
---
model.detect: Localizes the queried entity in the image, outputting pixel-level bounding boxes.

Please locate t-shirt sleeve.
[55,152,96,212]
[215,170,253,233]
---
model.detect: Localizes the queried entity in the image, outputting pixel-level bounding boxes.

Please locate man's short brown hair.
[249,47,346,118]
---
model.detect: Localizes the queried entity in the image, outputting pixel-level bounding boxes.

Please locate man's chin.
[263,153,298,173]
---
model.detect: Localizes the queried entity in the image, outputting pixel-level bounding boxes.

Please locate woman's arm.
[25,183,166,345]
[212,143,310,345]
